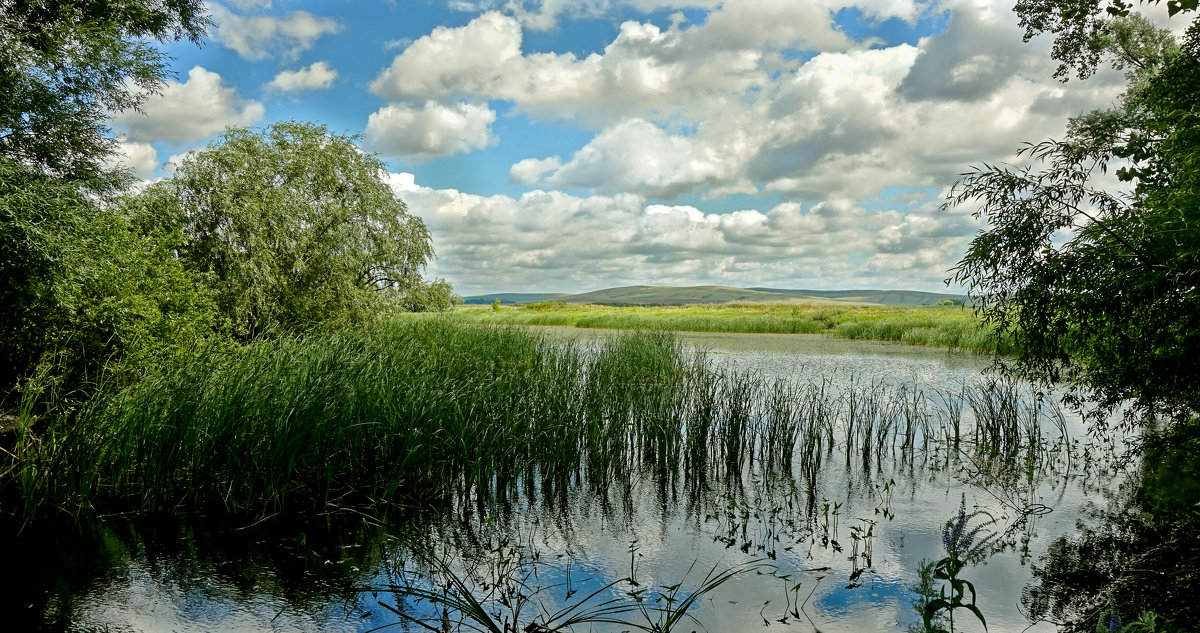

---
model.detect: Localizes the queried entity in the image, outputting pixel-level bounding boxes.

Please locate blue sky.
[108,0,1130,295]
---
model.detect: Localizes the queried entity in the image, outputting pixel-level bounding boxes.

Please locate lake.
[9,330,1126,633]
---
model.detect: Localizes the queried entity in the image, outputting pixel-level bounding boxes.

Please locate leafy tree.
[1,1,209,401]
[0,159,219,400]
[1013,0,1198,79]
[946,11,1200,426]
[951,9,1200,629]
[0,0,208,186]
[129,121,456,338]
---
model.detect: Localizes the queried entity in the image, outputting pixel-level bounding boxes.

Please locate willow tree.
[129,121,455,338]
[947,8,1200,427]
[0,0,208,187]
[1,0,210,396]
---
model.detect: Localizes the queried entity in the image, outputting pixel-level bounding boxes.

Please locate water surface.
[12,330,1123,633]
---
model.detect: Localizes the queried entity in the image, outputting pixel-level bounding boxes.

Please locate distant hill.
[464,285,966,307]
[748,287,967,306]
[461,292,570,305]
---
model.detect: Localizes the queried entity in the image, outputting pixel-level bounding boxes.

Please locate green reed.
[8,318,1071,523]
[451,303,1013,354]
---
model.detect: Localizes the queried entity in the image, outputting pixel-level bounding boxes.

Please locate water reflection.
[12,332,1126,632]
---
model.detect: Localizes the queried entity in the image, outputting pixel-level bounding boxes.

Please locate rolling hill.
[463,285,965,307]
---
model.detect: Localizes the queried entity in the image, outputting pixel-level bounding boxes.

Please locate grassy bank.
[5,318,1056,523]
[449,303,1013,354]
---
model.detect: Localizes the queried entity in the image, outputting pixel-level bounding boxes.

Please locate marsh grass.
[10,318,1064,523]
[450,303,1014,354]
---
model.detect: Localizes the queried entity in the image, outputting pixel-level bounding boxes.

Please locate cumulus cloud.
[509,156,562,184]
[210,4,342,61]
[368,1,1122,199]
[365,101,497,159]
[267,61,339,92]
[532,118,744,198]
[103,140,159,180]
[391,173,974,294]
[368,7,856,126]
[110,66,264,144]
[370,12,524,102]
[897,10,1032,102]
[500,0,921,33]
[503,0,612,30]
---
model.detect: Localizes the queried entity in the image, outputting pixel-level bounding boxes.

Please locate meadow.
[449,302,1014,354]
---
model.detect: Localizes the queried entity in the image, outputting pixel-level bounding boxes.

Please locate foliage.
[910,559,949,633]
[1024,416,1200,632]
[0,0,212,401]
[0,159,218,401]
[946,13,1200,426]
[1024,489,1200,630]
[1013,0,1197,80]
[918,496,994,633]
[130,121,454,338]
[6,317,1068,522]
[0,0,207,186]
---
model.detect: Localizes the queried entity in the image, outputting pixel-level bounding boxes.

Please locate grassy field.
[449,302,1012,354]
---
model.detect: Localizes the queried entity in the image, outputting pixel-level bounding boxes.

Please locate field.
[448,302,1013,354]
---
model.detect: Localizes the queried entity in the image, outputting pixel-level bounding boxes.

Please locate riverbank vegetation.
[450,302,1013,354]
[946,4,1200,630]
[4,318,1069,524]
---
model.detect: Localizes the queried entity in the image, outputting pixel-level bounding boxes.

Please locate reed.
[7,317,1067,523]
[451,303,1012,354]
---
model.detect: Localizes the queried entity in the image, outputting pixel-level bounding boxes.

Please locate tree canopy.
[0,0,208,187]
[947,8,1200,426]
[128,121,455,338]
[1,0,212,400]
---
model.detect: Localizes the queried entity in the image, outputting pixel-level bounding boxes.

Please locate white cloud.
[111,66,264,144]
[509,156,562,184]
[370,11,524,102]
[365,1,1122,198]
[534,118,747,198]
[367,8,855,127]
[503,0,615,30]
[365,101,497,160]
[103,140,159,180]
[510,3,1125,201]
[898,10,1033,102]
[391,173,974,294]
[210,4,342,61]
[267,61,339,92]
[499,0,922,32]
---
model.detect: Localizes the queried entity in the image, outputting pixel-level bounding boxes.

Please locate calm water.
[11,331,1125,633]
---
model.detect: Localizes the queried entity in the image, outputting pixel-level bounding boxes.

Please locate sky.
[105,0,1134,296]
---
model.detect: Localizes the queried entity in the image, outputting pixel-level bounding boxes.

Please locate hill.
[461,292,569,305]
[463,285,965,307]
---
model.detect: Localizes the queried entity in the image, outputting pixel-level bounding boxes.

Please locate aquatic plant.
[5,317,1075,527]
[375,536,763,633]
[448,303,1011,354]
[920,496,994,633]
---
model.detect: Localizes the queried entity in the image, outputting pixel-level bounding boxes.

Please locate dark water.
[10,334,1126,633]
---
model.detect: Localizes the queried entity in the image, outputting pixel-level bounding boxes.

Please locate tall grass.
[9,318,1062,522]
[451,303,1014,354]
